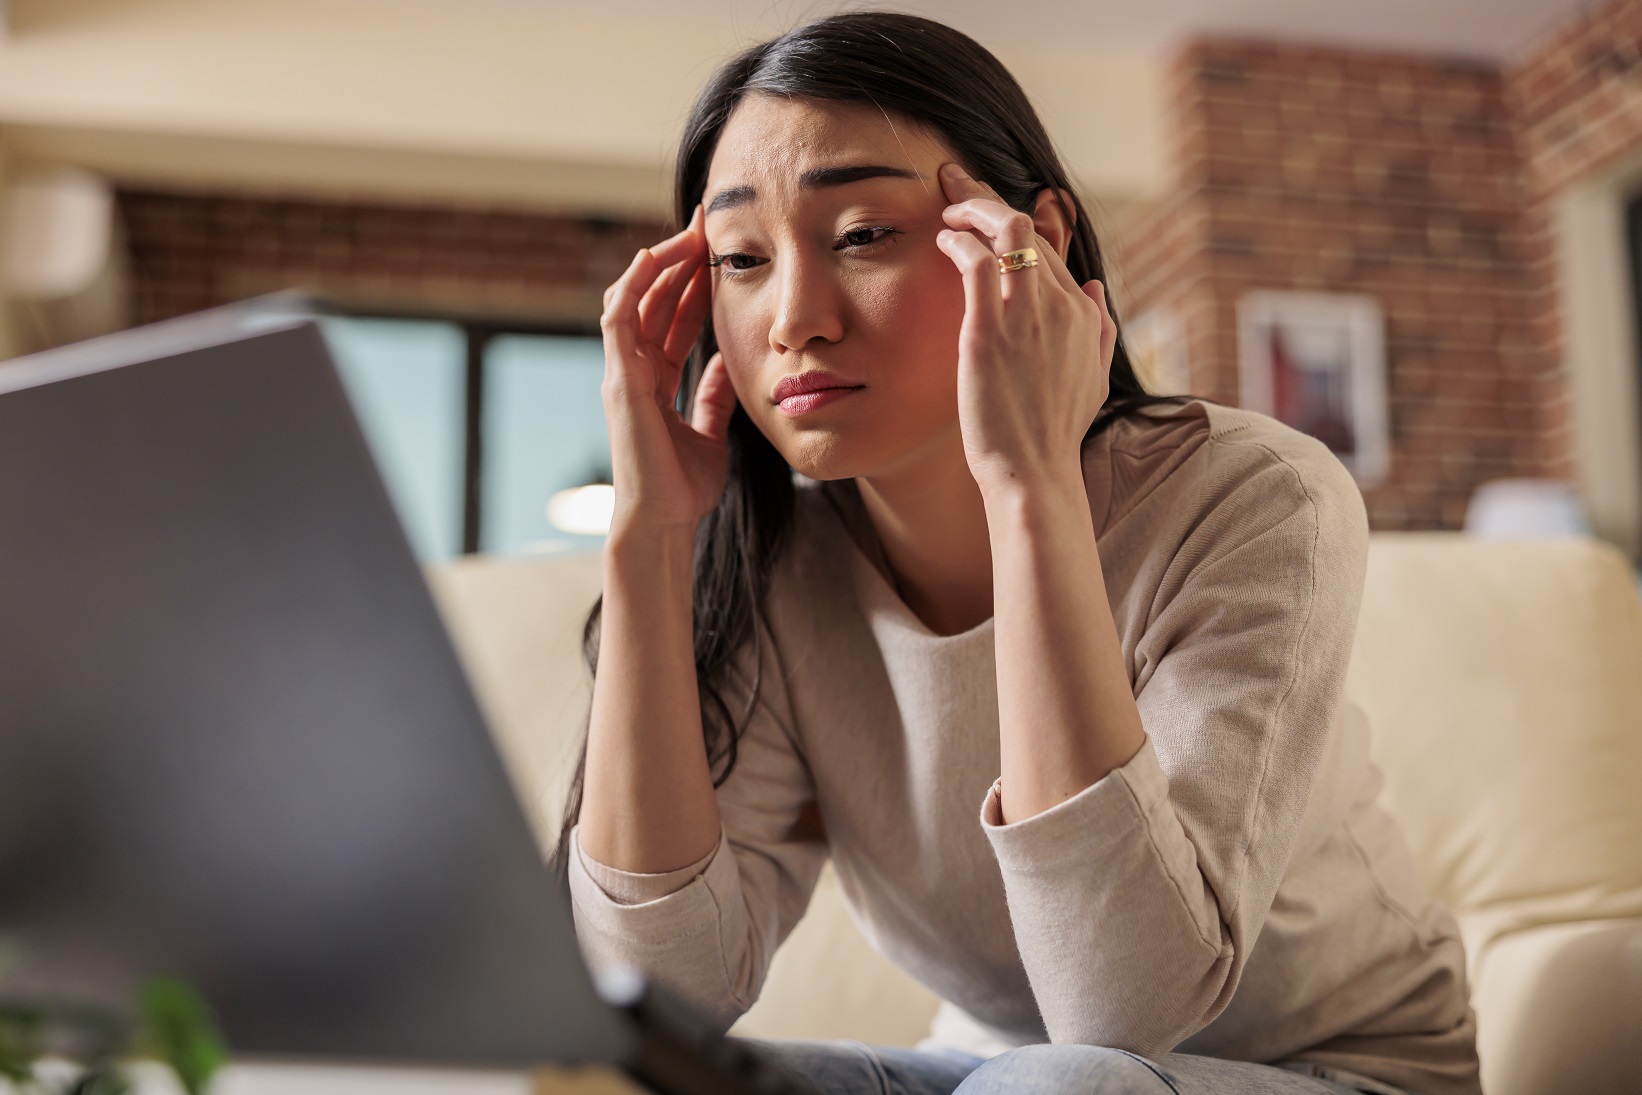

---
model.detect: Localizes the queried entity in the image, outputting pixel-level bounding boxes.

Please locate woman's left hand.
[935,161,1117,494]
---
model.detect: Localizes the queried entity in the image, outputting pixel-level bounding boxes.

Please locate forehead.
[705,94,951,195]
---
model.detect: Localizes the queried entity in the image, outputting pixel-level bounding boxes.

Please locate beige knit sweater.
[567,398,1482,1095]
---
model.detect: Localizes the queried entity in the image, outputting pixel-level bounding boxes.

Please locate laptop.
[0,296,821,1095]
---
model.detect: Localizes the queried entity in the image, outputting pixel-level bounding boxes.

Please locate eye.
[837,226,898,250]
[707,251,767,276]
[706,227,898,279]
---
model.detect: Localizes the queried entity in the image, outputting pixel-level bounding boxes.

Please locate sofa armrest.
[1472,917,1642,1095]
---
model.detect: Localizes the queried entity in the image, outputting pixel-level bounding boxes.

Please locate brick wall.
[118,188,666,329]
[1507,0,1642,485]
[1511,0,1642,193]
[1114,42,1556,531]
[114,0,1642,538]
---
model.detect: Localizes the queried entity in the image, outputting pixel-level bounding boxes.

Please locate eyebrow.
[705,163,919,214]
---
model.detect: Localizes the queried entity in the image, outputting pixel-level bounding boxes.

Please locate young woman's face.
[702,94,969,481]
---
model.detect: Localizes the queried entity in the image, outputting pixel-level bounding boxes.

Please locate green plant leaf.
[136,980,227,1095]
[0,1037,36,1084]
[0,1007,43,1085]
[0,938,36,1086]
[66,1064,132,1095]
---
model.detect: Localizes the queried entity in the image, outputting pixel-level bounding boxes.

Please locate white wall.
[0,0,1168,220]
[1553,146,1642,561]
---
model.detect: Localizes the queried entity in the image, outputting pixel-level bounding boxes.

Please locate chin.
[757,424,868,482]
[777,440,860,482]
[754,404,950,483]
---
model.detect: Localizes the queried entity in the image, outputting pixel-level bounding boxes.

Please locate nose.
[768,249,845,354]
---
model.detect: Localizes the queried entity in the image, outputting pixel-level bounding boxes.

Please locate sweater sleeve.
[573,829,722,905]
[978,444,1370,1058]
[566,625,828,1035]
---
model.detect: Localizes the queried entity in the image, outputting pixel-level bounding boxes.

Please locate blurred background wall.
[1115,1,1642,558]
[2,0,1638,568]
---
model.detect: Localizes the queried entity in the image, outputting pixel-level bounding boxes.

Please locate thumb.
[689,352,739,442]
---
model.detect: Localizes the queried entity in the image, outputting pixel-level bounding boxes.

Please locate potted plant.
[0,941,226,1095]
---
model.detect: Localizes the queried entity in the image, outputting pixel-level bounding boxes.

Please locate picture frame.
[1236,290,1390,489]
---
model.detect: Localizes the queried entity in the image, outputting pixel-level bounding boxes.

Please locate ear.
[1030,187,1077,261]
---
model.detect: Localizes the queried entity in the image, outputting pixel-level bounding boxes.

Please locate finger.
[936,228,1007,324]
[939,195,1044,307]
[602,205,708,362]
[938,160,1002,206]
[1083,279,1118,364]
[689,352,738,442]
[940,163,1034,253]
[601,247,662,371]
[940,222,1039,310]
[1038,239,1083,298]
[939,163,1087,301]
[638,250,702,347]
[643,204,708,270]
[941,197,1038,256]
[643,205,709,359]
[664,264,712,366]
[658,266,712,411]
[942,201,1079,298]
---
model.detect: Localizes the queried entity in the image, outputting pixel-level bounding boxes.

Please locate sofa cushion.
[427,532,1642,1060]
[426,551,945,1044]
[1342,532,1642,981]
[426,551,603,849]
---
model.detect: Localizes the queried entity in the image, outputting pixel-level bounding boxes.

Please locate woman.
[557,12,1481,1095]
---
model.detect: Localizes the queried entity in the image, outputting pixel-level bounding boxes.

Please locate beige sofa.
[427,532,1642,1095]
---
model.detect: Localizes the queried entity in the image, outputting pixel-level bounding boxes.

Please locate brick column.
[1114,41,1555,531]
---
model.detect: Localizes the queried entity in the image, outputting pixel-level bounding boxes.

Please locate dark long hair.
[553,10,1220,873]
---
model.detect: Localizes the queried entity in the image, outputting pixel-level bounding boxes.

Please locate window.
[319,312,609,563]
[322,317,467,562]
[481,334,609,557]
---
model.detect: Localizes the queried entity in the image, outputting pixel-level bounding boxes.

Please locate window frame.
[312,298,601,555]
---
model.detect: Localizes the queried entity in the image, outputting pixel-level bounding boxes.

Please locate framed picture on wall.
[1236,290,1390,489]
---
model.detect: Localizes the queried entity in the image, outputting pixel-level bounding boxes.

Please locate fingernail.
[941,162,970,181]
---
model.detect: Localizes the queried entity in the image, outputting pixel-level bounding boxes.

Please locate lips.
[772,371,864,404]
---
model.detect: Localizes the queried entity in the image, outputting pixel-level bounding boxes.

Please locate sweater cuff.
[572,824,725,905]
[979,734,1169,866]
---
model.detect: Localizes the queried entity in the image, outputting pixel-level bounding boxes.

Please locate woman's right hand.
[599,204,740,539]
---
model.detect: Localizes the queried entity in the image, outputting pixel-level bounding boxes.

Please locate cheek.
[710,295,766,397]
[850,250,967,361]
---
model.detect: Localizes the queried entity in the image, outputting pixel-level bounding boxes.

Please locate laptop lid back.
[0,303,633,1070]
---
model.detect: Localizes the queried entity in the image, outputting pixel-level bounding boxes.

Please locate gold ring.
[998,247,1040,274]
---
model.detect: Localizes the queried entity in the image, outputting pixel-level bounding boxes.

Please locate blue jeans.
[734,1037,1415,1095]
